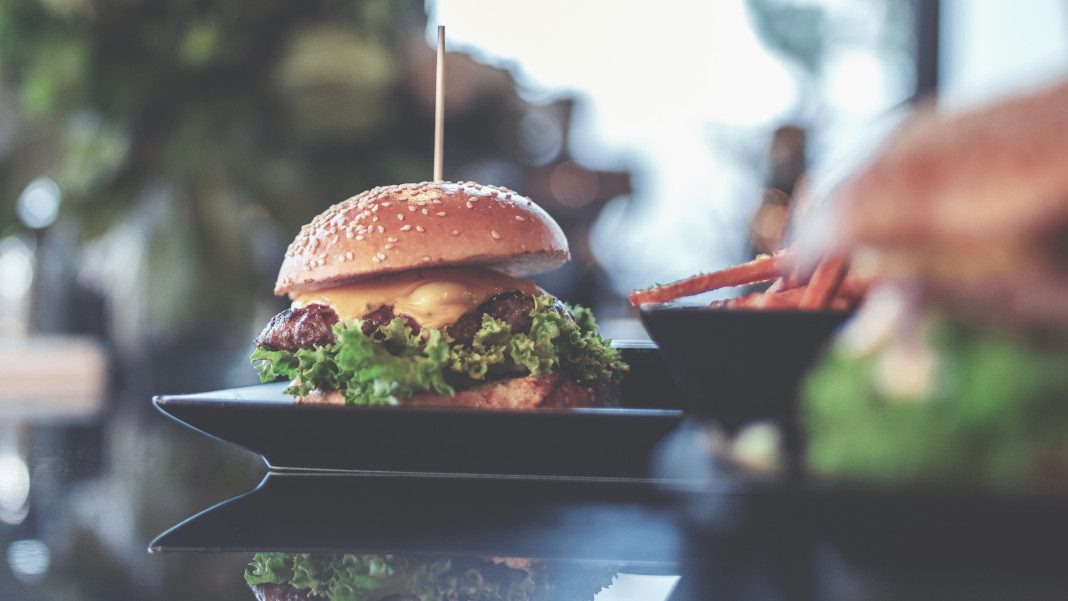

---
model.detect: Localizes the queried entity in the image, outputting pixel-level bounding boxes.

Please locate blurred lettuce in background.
[803,293,1068,492]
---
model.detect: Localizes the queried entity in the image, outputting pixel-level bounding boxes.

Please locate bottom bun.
[295,373,597,409]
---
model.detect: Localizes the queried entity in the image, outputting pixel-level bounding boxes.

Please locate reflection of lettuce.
[251,295,627,405]
[244,552,618,601]
[246,552,288,586]
[803,318,1068,490]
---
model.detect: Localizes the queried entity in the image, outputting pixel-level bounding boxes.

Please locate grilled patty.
[254,303,338,351]
[255,291,540,351]
[446,290,534,345]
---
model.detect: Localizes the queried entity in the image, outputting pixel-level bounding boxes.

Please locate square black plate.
[153,344,687,480]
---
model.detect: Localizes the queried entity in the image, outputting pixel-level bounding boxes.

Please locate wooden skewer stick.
[433,25,445,183]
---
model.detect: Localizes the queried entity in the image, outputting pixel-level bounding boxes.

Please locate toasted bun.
[275,181,569,296]
[295,373,597,409]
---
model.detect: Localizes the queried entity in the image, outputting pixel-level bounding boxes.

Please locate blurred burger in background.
[802,79,1068,492]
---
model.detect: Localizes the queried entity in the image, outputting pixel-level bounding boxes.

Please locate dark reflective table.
[6,345,1068,601]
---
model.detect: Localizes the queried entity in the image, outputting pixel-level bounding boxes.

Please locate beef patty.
[254,303,338,351]
[255,291,542,351]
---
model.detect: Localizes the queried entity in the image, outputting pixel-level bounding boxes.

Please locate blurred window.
[431,0,918,298]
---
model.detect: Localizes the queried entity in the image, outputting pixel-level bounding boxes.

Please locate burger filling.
[245,552,619,601]
[251,267,627,405]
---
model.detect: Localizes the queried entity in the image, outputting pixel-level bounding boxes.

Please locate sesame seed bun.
[275,181,570,296]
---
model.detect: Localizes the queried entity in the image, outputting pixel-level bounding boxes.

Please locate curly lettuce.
[244,553,400,601]
[251,295,628,405]
[244,552,618,601]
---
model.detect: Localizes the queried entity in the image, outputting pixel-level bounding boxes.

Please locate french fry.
[765,271,807,296]
[722,291,769,309]
[834,273,875,302]
[735,287,805,309]
[628,251,791,306]
[799,254,849,310]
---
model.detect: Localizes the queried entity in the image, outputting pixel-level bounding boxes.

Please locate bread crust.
[275,181,569,296]
[295,373,597,409]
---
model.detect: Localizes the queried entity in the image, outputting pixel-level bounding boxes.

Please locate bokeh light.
[0,236,35,301]
[0,454,30,517]
[16,177,62,230]
[7,539,50,583]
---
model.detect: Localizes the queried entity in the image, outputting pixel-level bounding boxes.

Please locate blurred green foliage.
[804,316,1068,492]
[0,0,473,340]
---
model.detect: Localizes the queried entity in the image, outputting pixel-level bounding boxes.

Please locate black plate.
[150,473,1068,577]
[150,473,688,566]
[154,344,686,480]
[640,306,850,428]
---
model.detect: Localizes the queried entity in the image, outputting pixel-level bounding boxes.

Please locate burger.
[251,181,627,408]
[244,552,620,601]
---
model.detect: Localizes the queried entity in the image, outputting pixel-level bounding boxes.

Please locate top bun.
[275,181,569,296]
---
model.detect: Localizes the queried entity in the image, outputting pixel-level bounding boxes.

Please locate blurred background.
[0,0,1066,598]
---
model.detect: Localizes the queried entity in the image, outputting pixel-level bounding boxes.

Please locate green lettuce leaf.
[251,295,627,405]
[245,553,619,601]
[802,317,1068,490]
[289,553,326,595]
[244,552,289,586]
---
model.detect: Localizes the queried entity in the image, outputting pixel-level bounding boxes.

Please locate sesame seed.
[421,256,431,262]
[408,205,416,212]
[346,231,355,239]
[372,256,381,263]
[415,225,425,232]
[355,235,365,241]
[400,224,412,231]
[381,202,391,207]
[491,230,501,240]
[377,252,386,260]
[387,236,397,242]
[346,251,354,259]
[515,215,525,221]
[431,199,441,204]
[466,201,473,209]
[437,211,446,217]
[469,197,479,202]
[384,244,394,250]
[451,229,459,235]
[372,215,379,222]
[371,204,379,212]
[377,225,385,233]
[339,255,347,262]
[416,199,426,206]
[397,214,404,221]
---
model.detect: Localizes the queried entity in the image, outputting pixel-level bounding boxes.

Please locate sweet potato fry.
[628,251,791,306]
[834,273,875,302]
[799,254,849,310]
[722,291,769,309]
[765,272,807,295]
[719,286,805,309]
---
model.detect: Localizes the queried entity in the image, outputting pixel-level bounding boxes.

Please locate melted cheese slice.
[292,267,542,328]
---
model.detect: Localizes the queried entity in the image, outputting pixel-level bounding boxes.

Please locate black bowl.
[639,305,851,428]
